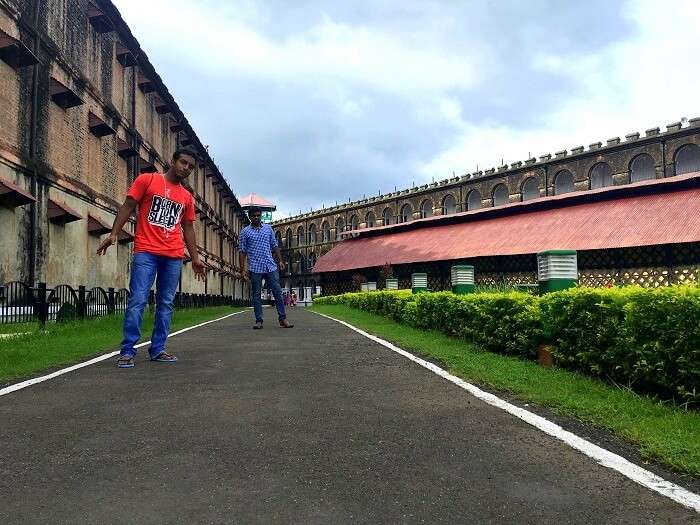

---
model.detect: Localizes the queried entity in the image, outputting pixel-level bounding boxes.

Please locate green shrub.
[316,285,700,405]
[318,290,540,357]
[622,286,700,404]
[460,292,541,358]
[538,287,634,378]
[539,286,700,404]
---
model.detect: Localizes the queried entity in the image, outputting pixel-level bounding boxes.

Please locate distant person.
[239,207,293,329]
[97,149,206,368]
[291,290,297,307]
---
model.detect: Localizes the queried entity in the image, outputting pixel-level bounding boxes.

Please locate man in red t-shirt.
[97,149,206,368]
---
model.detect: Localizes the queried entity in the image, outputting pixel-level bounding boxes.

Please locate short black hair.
[173,148,197,162]
[247,206,262,216]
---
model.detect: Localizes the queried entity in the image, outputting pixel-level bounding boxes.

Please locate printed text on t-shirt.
[147,195,183,231]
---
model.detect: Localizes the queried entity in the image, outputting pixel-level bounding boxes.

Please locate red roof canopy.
[240,193,276,210]
[0,177,36,208]
[314,173,700,273]
[48,199,83,224]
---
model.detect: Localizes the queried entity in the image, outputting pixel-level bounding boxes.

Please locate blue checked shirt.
[239,223,279,273]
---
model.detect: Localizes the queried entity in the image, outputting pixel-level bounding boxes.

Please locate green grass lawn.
[311,303,700,478]
[0,322,38,335]
[0,306,244,383]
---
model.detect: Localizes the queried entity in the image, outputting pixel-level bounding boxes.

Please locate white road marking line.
[314,311,700,513]
[0,310,248,398]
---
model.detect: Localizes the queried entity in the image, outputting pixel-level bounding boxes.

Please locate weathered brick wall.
[0,1,248,298]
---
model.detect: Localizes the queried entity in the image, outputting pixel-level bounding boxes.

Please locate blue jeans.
[250,270,286,323]
[120,252,182,359]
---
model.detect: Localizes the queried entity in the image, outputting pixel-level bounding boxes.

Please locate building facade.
[273,120,700,296]
[0,0,248,298]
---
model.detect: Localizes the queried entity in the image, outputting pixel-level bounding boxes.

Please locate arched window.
[400,204,412,223]
[296,226,305,247]
[335,218,345,240]
[297,281,305,300]
[382,208,394,226]
[308,252,316,270]
[675,144,700,175]
[321,221,330,243]
[284,229,292,249]
[366,211,375,228]
[275,231,283,247]
[630,154,655,183]
[350,214,359,231]
[296,253,305,273]
[554,170,575,195]
[521,178,540,201]
[308,224,317,245]
[590,163,613,189]
[442,194,456,214]
[420,199,433,219]
[492,184,509,206]
[467,189,482,211]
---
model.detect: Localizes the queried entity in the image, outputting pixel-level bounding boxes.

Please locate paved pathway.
[0,309,697,524]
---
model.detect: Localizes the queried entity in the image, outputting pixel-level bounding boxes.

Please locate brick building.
[273,120,700,298]
[0,0,248,298]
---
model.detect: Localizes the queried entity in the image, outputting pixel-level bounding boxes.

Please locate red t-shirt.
[127,173,196,258]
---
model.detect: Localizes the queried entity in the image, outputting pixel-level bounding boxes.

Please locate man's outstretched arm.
[273,247,286,272]
[239,251,249,281]
[96,197,138,255]
[182,220,206,281]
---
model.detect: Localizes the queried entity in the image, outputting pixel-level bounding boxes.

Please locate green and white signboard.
[411,273,428,293]
[537,250,578,293]
[451,265,475,294]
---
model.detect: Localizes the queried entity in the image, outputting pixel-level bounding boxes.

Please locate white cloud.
[421,0,700,178]
[112,0,699,215]
[115,0,487,99]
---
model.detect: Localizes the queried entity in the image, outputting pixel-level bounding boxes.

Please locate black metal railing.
[0,281,250,327]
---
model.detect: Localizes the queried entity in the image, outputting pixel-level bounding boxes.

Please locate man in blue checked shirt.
[239,207,294,329]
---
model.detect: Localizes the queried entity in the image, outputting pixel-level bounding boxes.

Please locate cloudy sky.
[113,0,700,217]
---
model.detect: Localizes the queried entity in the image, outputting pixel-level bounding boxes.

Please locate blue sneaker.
[117,357,135,368]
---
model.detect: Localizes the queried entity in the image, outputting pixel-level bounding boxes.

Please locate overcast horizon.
[113,0,700,218]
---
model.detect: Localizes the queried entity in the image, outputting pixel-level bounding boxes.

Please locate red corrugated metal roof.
[240,193,276,209]
[314,175,700,273]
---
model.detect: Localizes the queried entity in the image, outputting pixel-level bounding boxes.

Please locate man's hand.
[240,270,250,282]
[96,234,118,256]
[192,257,207,281]
[278,260,286,272]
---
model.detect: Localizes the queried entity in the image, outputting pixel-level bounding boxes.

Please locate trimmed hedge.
[315,286,700,405]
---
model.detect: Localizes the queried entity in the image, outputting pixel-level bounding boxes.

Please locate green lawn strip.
[0,306,245,383]
[311,304,700,478]
[0,322,39,335]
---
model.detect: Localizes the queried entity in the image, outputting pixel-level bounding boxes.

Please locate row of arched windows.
[284,252,317,273]
[279,144,700,248]
[551,145,700,194]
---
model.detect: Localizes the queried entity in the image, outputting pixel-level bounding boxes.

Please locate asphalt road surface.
[0,308,697,524]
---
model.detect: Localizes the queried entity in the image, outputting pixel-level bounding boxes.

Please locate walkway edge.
[0,309,248,398]
[313,311,700,513]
